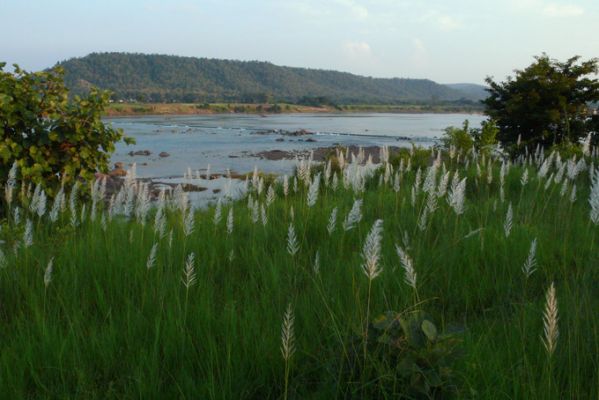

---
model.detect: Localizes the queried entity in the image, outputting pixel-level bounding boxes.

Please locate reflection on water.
[107,113,485,178]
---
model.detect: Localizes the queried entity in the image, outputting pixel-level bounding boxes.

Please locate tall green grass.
[0,150,598,399]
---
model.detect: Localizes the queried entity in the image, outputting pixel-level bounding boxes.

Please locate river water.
[107,113,485,178]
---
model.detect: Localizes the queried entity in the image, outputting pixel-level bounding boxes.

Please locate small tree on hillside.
[0,63,133,195]
[484,54,599,151]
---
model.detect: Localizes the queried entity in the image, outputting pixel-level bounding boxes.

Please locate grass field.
[0,146,598,398]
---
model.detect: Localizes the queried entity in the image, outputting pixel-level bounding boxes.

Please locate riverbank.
[104,102,484,117]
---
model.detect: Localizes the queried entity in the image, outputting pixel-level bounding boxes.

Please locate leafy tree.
[441,120,499,155]
[484,54,599,150]
[0,63,133,195]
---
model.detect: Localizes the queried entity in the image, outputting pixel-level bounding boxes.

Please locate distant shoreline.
[103,102,485,117]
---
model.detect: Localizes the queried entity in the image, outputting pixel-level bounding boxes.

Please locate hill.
[56,53,486,105]
[445,83,489,101]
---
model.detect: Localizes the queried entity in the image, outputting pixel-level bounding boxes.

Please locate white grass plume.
[521,169,529,186]
[542,282,559,356]
[226,208,234,235]
[332,173,339,191]
[44,257,54,288]
[504,203,513,238]
[437,171,450,197]
[287,223,300,256]
[251,198,260,224]
[447,177,466,215]
[4,161,17,206]
[589,170,599,225]
[570,184,577,204]
[361,219,383,280]
[280,303,296,361]
[327,207,337,235]
[522,238,537,278]
[146,243,158,269]
[266,185,276,207]
[213,199,222,226]
[283,175,289,197]
[396,245,417,289]
[343,199,363,231]
[49,186,65,222]
[313,251,320,275]
[154,207,167,239]
[183,209,194,237]
[307,173,320,208]
[181,253,197,288]
[393,173,401,193]
[260,204,268,226]
[24,219,33,248]
[423,164,438,195]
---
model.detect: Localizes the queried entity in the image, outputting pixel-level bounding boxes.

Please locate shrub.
[0,63,133,195]
[441,120,499,156]
[345,311,463,398]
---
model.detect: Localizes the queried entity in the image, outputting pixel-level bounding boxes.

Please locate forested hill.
[56,53,486,104]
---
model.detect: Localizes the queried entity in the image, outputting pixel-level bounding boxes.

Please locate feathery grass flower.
[522,238,537,278]
[343,199,363,231]
[396,245,417,290]
[181,253,197,288]
[327,207,337,235]
[44,258,54,288]
[287,223,300,256]
[23,219,33,248]
[146,243,158,269]
[504,203,513,238]
[542,282,559,356]
[361,220,384,280]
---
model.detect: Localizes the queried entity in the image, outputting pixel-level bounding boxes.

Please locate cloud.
[419,10,463,32]
[335,0,369,19]
[411,38,428,66]
[542,3,584,17]
[343,41,372,58]
[286,1,327,18]
[143,1,202,15]
[509,0,585,17]
[286,0,368,21]
[437,15,462,31]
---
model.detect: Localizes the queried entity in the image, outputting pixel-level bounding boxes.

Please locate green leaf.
[421,320,438,342]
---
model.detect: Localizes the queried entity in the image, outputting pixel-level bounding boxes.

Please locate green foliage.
[57,52,485,105]
[549,140,584,159]
[442,121,475,153]
[0,63,133,193]
[387,146,433,171]
[484,54,599,149]
[348,311,463,398]
[441,120,499,155]
[474,119,499,149]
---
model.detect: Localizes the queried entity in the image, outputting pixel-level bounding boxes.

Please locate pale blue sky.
[1,0,597,83]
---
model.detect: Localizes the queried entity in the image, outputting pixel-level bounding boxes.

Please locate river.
[107,113,486,179]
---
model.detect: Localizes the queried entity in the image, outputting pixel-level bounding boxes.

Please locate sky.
[1,0,597,84]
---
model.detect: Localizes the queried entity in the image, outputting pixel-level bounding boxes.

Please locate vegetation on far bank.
[104,101,484,117]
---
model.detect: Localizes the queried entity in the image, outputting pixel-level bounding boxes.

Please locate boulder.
[128,150,151,156]
[109,168,127,177]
